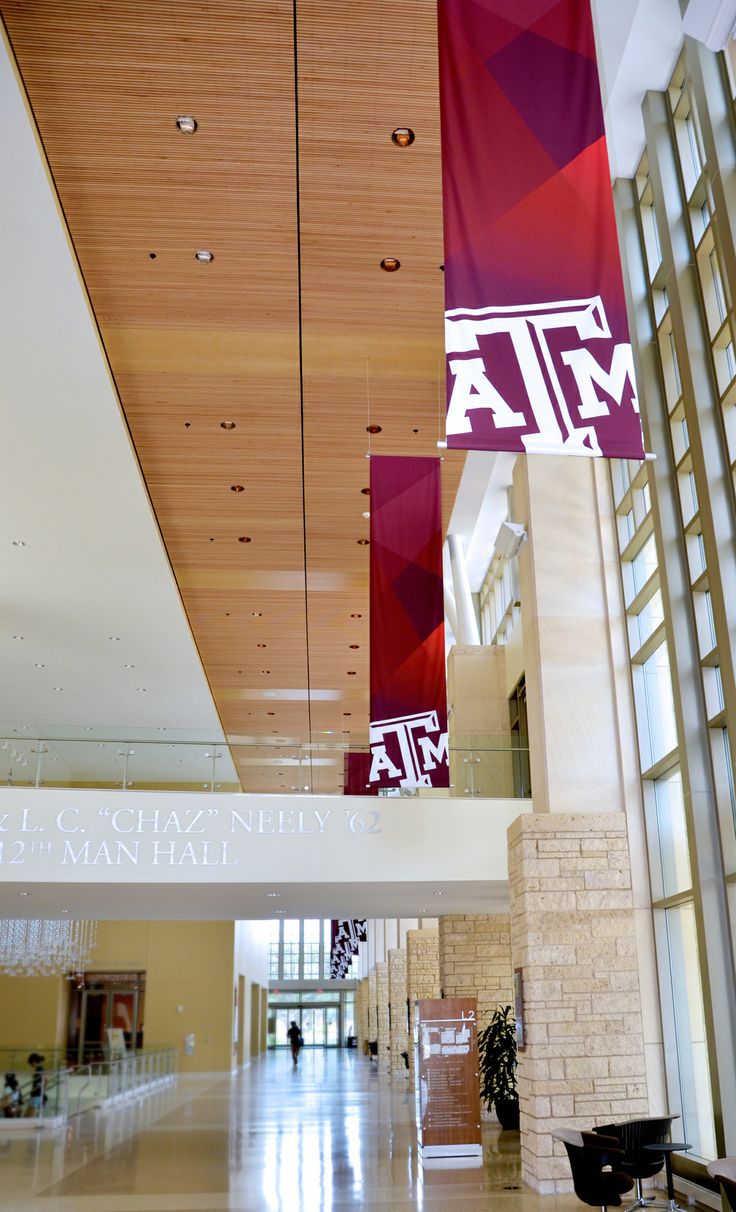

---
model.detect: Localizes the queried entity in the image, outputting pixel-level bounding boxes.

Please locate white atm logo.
[369,710,448,788]
[445,296,639,456]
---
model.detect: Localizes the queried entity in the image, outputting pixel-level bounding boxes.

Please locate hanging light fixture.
[0,919,98,977]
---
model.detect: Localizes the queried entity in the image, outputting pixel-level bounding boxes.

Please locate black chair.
[554,1129,634,1212]
[707,1158,736,1211]
[593,1116,677,1210]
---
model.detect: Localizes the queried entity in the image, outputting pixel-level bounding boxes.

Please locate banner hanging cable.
[437,0,644,460]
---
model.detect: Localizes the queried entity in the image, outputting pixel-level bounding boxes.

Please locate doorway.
[273,1005,340,1047]
[67,972,145,1063]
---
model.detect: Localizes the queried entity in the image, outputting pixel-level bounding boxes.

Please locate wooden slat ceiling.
[2,0,464,794]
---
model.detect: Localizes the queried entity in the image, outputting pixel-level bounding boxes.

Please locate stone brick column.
[438,914,513,1023]
[509,812,648,1193]
[406,928,440,1088]
[388,947,408,1077]
[375,960,390,1074]
[367,968,377,1046]
[358,975,370,1054]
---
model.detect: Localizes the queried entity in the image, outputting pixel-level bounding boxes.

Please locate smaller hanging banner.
[438,0,644,460]
[330,920,367,978]
[369,456,449,790]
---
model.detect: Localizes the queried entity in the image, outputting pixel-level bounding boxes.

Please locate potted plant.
[477,1005,519,1130]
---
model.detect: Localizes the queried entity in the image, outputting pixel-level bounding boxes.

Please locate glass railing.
[0,735,531,798]
[0,1046,177,1122]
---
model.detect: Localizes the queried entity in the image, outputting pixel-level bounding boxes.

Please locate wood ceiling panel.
[3,0,463,794]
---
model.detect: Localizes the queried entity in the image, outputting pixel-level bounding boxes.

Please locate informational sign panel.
[414,998,482,1160]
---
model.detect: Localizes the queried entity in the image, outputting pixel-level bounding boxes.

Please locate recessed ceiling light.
[12,635,23,640]
[230,484,244,493]
[380,257,400,272]
[267,711,275,716]
[195,250,214,263]
[84,726,93,732]
[12,540,26,547]
[366,424,382,434]
[267,892,281,898]
[124,664,134,669]
[257,643,267,648]
[349,644,359,649]
[238,536,252,543]
[109,636,120,642]
[357,539,369,546]
[261,670,270,674]
[34,663,45,668]
[347,671,357,676]
[136,687,147,692]
[434,890,445,896]
[53,687,63,692]
[220,421,236,430]
[176,115,198,133]
[19,891,30,897]
[61,908,70,914]
[350,613,362,619]
[391,127,415,147]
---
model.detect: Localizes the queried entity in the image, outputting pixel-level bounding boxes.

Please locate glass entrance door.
[270,1004,341,1046]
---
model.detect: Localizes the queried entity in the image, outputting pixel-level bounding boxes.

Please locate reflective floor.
[0,1049,581,1211]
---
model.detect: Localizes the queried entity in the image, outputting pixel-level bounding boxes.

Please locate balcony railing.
[0,735,531,798]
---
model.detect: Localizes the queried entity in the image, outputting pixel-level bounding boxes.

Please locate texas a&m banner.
[330,920,367,979]
[369,456,449,790]
[438,0,644,460]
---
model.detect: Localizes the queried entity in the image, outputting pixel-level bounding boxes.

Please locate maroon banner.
[369,456,449,789]
[438,0,644,460]
[344,752,378,796]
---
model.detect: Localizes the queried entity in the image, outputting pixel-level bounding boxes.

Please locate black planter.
[495,1098,520,1130]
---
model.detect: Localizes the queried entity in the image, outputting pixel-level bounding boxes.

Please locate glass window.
[661,904,716,1160]
[631,588,664,650]
[652,768,691,898]
[711,729,736,876]
[636,641,678,768]
[630,534,659,597]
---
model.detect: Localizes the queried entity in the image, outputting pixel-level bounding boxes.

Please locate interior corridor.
[0,1049,580,1212]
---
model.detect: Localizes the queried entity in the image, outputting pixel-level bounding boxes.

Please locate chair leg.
[622,1179,669,1212]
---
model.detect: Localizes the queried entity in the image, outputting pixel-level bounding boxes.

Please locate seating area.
[555,1117,688,1212]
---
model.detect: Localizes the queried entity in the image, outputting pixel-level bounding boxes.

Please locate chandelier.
[0,919,98,977]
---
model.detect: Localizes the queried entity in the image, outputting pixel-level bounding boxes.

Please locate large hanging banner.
[438,0,644,460]
[369,456,449,790]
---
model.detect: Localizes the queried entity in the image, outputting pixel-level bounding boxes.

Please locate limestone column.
[388,948,408,1077]
[367,967,378,1047]
[509,455,663,1192]
[406,928,440,1088]
[375,961,390,1073]
[438,914,512,1022]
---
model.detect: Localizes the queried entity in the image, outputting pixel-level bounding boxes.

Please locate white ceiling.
[0,880,510,920]
[0,34,225,751]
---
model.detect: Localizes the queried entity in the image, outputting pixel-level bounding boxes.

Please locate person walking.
[286,1020,302,1067]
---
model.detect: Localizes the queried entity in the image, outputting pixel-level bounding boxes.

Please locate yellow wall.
[0,974,67,1053]
[0,922,237,1073]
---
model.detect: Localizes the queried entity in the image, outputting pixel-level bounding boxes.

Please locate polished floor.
[0,1049,581,1211]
